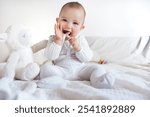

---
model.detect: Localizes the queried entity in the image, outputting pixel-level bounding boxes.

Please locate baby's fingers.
[98,59,107,64]
[58,22,62,31]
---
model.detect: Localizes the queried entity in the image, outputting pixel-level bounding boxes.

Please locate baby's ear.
[81,25,85,30]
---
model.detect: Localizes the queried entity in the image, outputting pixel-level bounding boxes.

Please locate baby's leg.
[38,63,67,89]
[40,63,65,78]
[78,64,115,88]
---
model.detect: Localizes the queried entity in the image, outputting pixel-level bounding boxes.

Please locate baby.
[38,2,115,88]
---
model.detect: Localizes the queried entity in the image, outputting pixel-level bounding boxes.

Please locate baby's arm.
[53,22,64,45]
[67,36,81,52]
[44,35,62,60]
[75,36,93,62]
[45,20,64,60]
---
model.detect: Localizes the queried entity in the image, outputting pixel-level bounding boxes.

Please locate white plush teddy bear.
[0,24,40,99]
[0,24,40,81]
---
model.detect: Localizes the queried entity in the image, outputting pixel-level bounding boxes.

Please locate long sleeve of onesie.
[44,35,62,60]
[45,35,93,63]
[75,36,93,62]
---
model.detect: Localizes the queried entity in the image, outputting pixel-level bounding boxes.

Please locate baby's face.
[58,7,85,37]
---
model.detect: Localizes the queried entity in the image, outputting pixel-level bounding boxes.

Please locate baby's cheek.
[72,30,79,37]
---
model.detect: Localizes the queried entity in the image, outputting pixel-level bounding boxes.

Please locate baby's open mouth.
[63,30,71,40]
[63,30,71,35]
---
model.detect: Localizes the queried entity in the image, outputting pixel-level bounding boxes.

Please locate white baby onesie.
[38,35,115,89]
[41,34,93,79]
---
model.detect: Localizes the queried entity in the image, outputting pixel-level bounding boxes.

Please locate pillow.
[32,40,48,53]
[31,40,48,65]
[86,36,150,64]
[32,36,150,65]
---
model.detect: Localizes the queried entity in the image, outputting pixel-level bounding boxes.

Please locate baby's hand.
[54,20,64,45]
[67,36,81,51]
[98,58,107,64]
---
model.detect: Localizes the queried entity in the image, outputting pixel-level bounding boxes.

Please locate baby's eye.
[62,19,67,22]
[73,22,79,25]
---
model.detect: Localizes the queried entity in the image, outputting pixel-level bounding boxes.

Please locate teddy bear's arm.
[2,51,20,80]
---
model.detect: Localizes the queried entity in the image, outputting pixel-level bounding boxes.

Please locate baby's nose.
[66,22,73,28]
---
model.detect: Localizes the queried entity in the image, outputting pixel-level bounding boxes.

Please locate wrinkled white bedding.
[13,62,150,100]
[0,36,150,100]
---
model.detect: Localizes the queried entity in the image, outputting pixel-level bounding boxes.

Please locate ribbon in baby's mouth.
[63,30,71,40]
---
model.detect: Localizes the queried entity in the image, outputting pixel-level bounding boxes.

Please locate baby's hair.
[59,2,86,18]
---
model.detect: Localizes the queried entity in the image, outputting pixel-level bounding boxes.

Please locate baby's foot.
[90,72,115,88]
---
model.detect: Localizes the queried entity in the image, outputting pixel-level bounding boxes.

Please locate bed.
[0,36,150,100]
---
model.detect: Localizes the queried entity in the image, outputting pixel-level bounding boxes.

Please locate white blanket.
[0,36,150,100]
[12,63,149,100]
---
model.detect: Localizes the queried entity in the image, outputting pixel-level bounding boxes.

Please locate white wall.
[0,0,150,44]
